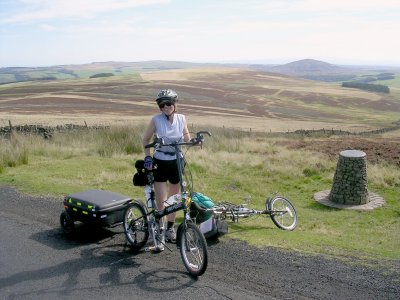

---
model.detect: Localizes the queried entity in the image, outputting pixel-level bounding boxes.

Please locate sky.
[1,0,400,67]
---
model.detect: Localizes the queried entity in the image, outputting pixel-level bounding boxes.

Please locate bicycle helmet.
[156,89,178,105]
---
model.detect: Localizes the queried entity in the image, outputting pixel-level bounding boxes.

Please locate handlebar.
[144,137,164,149]
[145,131,211,149]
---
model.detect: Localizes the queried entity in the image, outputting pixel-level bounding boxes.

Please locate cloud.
[2,0,169,24]
[291,0,400,11]
[2,0,400,66]
[251,0,400,13]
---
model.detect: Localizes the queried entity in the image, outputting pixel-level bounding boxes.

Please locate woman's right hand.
[144,156,153,170]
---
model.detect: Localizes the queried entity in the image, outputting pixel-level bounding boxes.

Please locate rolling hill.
[2,59,400,84]
[270,59,351,74]
[0,66,399,132]
[0,61,222,84]
[251,59,364,81]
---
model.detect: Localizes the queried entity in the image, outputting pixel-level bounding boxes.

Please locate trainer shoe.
[165,227,176,243]
[148,244,164,252]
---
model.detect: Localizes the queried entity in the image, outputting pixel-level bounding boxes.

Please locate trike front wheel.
[179,222,208,276]
[269,197,297,230]
[124,202,149,252]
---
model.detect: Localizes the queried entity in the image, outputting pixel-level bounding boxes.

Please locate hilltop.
[270,59,351,75]
[251,59,364,81]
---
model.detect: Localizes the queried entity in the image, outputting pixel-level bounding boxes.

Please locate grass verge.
[0,125,399,262]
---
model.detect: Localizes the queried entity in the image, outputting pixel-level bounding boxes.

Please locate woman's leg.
[166,183,180,222]
[164,182,180,242]
[154,181,168,245]
[154,181,168,210]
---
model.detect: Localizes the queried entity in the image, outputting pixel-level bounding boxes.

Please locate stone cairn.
[329,150,369,205]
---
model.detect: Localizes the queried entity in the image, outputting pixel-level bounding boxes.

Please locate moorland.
[0,60,399,261]
[1,59,400,132]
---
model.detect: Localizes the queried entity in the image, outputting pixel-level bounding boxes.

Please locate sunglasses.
[158,102,174,108]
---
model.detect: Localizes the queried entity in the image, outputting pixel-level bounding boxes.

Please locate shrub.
[95,126,144,157]
[0,136,29,170]
[90,73,114,78]
[342,81,390,94]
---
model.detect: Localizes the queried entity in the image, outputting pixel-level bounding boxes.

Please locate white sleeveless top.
[153,113,186,161]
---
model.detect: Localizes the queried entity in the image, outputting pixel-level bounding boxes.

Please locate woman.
[142,89,191,249]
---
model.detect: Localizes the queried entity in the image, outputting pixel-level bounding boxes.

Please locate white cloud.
[291,0,400,11]
[2,0,169,23]
[251,0,400,13]
[39,23,57,31]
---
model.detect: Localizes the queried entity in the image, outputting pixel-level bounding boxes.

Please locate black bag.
[132,160,148,186]
[63,189,132,227]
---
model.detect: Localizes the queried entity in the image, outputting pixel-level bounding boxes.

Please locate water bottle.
[144,185,152,208]
[165,193,181,206]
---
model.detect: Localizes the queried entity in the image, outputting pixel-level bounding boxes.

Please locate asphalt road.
[0,186,399,299]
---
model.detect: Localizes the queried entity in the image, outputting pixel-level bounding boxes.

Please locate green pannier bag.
[191,192,214,223]
[190,192,228,239]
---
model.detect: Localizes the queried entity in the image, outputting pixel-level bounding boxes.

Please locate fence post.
[8,120,13,132]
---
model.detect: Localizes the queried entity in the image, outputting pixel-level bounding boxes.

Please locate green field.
[1,126,399,263]
[376,74,400,88]
[0,65,142,83]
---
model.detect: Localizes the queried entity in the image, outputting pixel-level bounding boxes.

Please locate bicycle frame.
[140,162,185,252]
[195,193,298,231]
[124,131,210,276]
[210,201,267,223]
[144,131,210,237]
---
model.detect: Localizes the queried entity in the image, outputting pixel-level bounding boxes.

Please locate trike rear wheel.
[269,197,297,230]
[124,202,149,251]
[179,222,208,276]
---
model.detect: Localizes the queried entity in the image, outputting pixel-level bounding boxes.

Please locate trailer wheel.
[60,211,75,234]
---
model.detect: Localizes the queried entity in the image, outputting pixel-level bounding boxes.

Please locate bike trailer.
[190,192,228,239]
[62,189,132,227]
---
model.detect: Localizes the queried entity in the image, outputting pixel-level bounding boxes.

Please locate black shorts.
[153,158,180,184]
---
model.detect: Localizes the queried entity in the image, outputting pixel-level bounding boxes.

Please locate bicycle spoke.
[269,197,297,230]
[124,202,149,250]
[180,223,208,276]
[286,206,294,218]
[185,231,203,268]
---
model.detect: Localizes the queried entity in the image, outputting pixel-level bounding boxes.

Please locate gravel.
[1,185,399,299]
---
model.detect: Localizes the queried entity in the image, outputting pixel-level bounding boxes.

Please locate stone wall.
[0,123,108,139]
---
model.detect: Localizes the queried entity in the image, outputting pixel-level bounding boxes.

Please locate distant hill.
[270,59,349,74]
[1,59,399,84]
[0,61,222,84]
[250,59,361,82]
